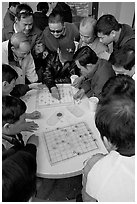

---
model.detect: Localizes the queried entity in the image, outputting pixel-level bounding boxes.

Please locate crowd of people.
[2,2,135,202]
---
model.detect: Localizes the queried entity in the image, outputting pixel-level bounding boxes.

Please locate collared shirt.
[2,40,38,84]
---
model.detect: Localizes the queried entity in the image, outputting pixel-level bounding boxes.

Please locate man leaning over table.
[2,32,38,85]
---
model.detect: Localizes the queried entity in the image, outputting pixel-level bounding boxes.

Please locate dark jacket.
[42,52,75,90]
[113,24,135,51]
[33,12,48,31]
[81,59,116,98]
[3,9,15,28]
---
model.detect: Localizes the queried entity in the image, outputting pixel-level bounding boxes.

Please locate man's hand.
[20,121,39,132]
[27,134,39,147]
[34,43,45,55]
[72,76,84,88]
[26,111,41,119]
[51,87,61,100]
[73,89,85,100]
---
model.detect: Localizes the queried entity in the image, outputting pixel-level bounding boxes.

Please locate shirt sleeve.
[25,53,38,83]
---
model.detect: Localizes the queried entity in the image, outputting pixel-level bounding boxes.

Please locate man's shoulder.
[3,23,14,33]
[93,37,108,52]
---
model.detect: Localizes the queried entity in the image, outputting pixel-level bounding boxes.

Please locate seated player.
[2,95,39,152]
[2,134,38,201]
[100,74,135,104]
[71,46,115,99]
[109,44,135,79]
[2,64,41,123]
[82,96,135,202]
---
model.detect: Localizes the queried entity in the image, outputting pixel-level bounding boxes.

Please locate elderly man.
[43,11,80,63]
[2,32,38,85]
[78,16,109,60]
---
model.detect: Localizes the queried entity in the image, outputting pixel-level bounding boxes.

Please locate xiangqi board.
[43,122,99,165]
[36,85,75,108]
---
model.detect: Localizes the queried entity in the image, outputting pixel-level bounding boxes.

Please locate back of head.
[2,95,26,126]
[2,151,36,201]
[10,32,29,49]
[109,44,135,71]
[2,64,18,83]
[48,11,64,24]
[9,2,20,8]
[100,74,135,102]
[16,3,33,20]
[95,14,120,35]
[73,46,98,66]
[37,2,49,14]
[95,96,135,152]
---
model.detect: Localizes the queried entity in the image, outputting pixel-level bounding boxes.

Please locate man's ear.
[111,30,116,37]
[103,136,117,152]
[2,81,8,87]
[11,46,15,52]
[2,123,11,135]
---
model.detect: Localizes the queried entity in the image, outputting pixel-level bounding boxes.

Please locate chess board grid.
[43,122,99,165]
[36,85,75,109]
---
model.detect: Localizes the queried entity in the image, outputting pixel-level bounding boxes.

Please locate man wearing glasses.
[43,11,80,63]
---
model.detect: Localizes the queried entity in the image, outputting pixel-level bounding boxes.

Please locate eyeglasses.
[49,28,63,34]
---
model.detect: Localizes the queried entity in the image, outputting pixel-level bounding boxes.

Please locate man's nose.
[25,25,31,30]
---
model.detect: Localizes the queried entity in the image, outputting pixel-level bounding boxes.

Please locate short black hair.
[37,2,49,13]
[73,46,98,67]
[2,95,27,126]
[9,2,20,8]
[16,3,33,20]
[48,11,64,24]
[100,74,135,103]
[2,64,18,83]
[2,151,36,201]
[95,14,120,35]
[109,44,135,70]
[95,96,135,152]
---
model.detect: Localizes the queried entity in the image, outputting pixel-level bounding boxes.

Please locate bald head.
[80,17,97,44]
[10,32,30,49]
[10,32,31,60]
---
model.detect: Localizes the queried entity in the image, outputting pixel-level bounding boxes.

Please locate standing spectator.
[3,2,20,28]
[43,11,80,63]
[33,2,49,31]
[2,3,44,55]
[2,32,38,85]
[78,17,109,60]
[95,14,135,56]
[53,2,72,23]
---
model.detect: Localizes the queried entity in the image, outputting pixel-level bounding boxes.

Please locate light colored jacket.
[2,40,38,84]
